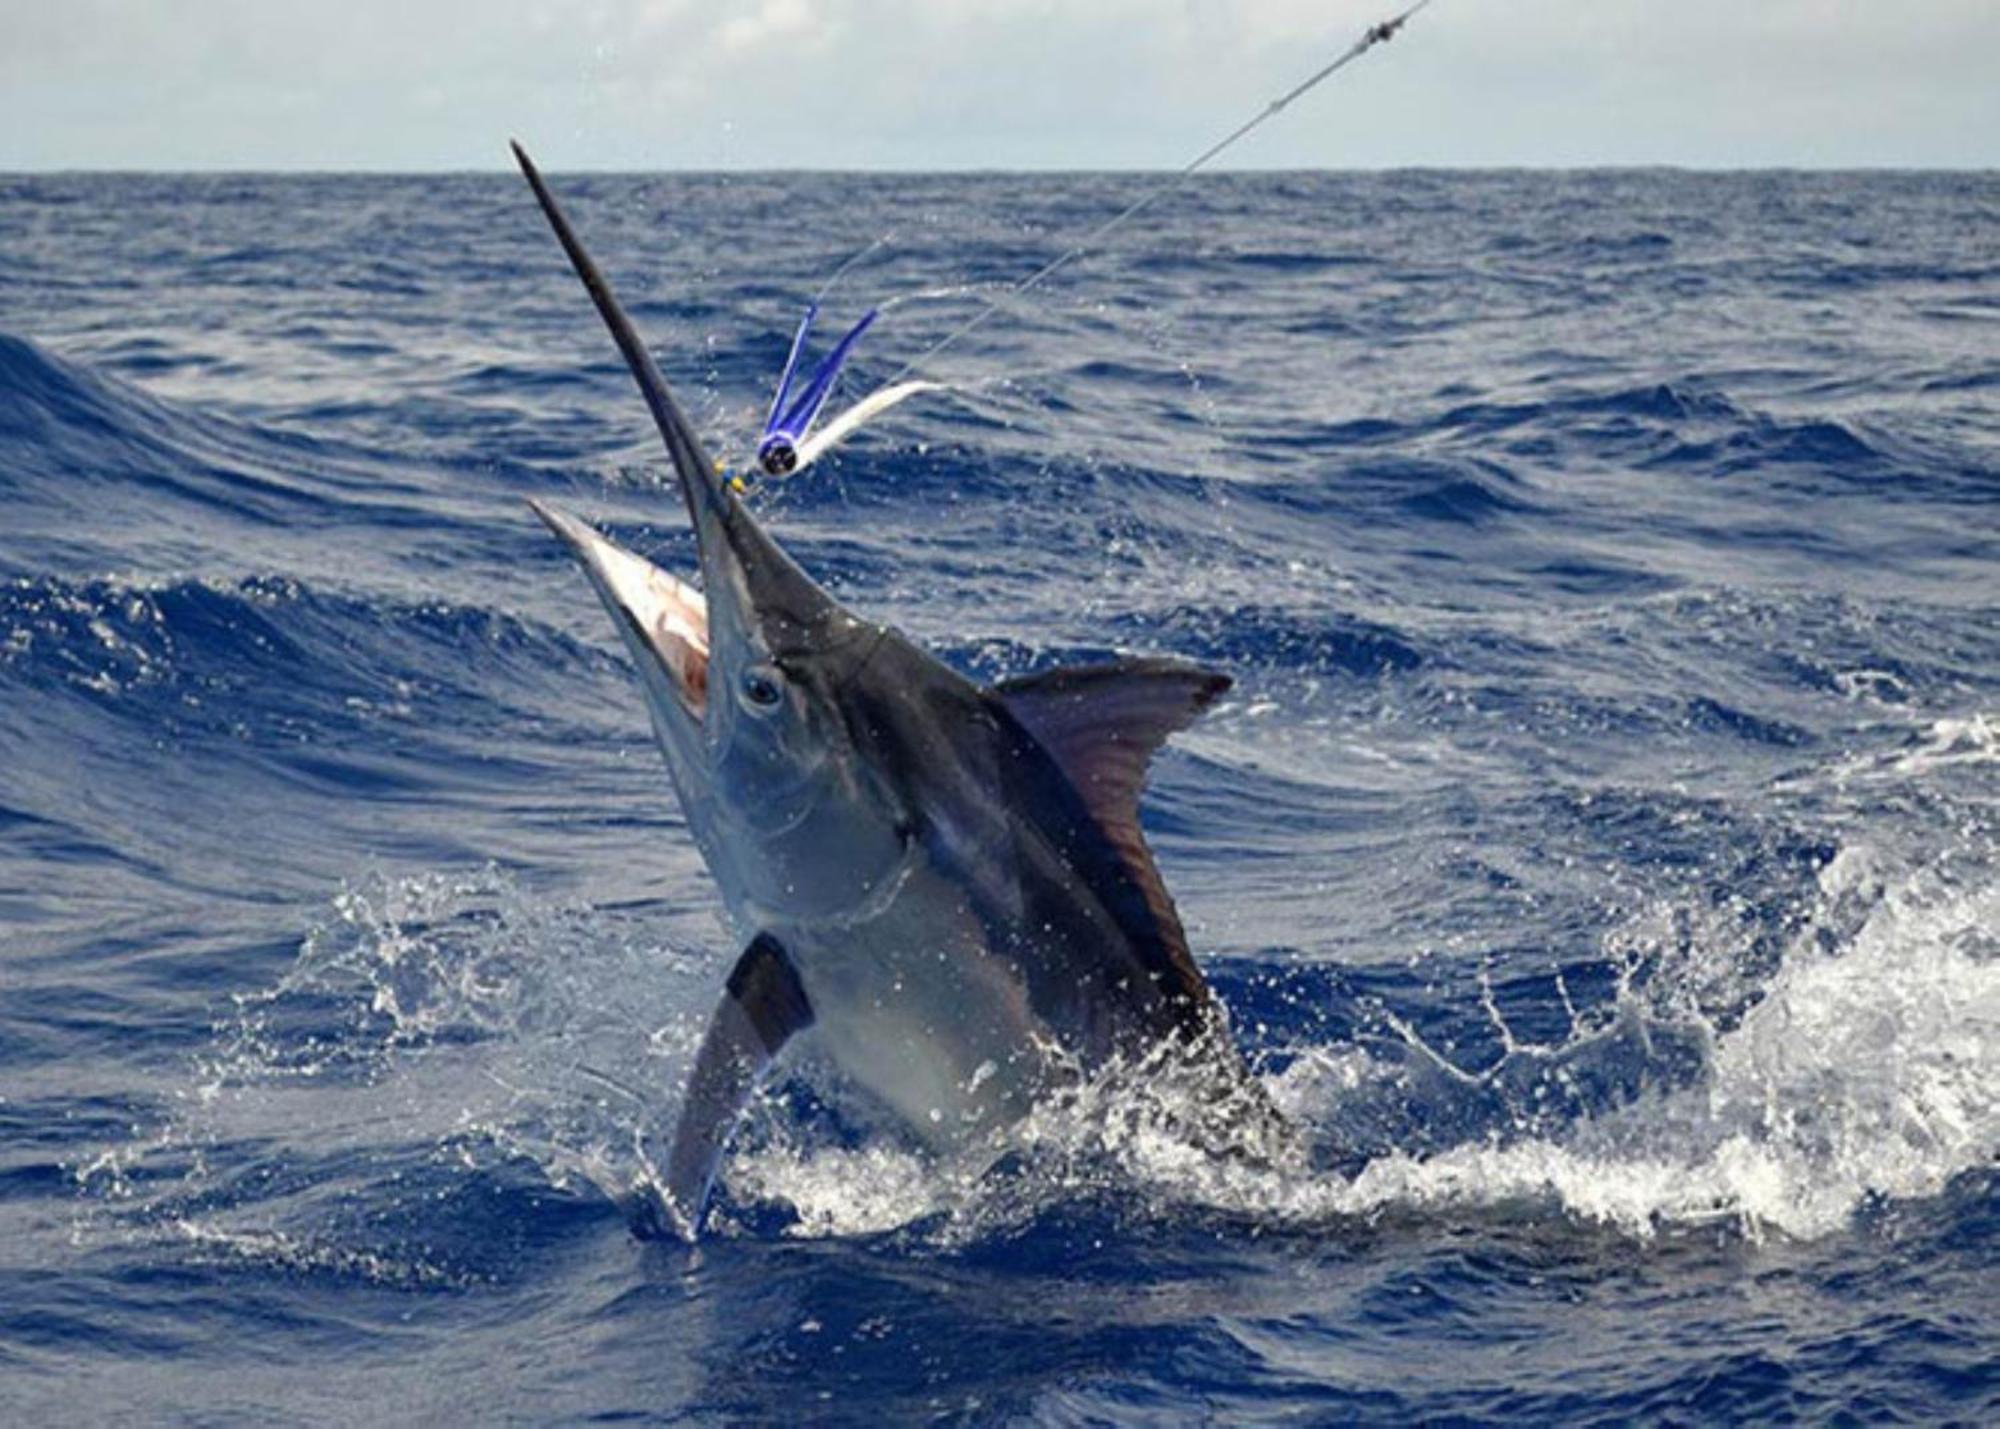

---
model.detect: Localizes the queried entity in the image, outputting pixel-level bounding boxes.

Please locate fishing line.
[811,231,896,305]
[868,0,1433,397]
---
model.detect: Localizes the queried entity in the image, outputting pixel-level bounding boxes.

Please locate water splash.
[717,839,2000,1243]
[72,867,714,1258]
[74,722,1998,1252]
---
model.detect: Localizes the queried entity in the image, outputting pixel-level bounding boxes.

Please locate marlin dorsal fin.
[990,656,1229,849]
[988,656,1231,1028]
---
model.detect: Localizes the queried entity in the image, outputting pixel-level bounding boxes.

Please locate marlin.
[512,143,1275,1240]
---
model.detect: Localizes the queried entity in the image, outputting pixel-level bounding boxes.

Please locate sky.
[1,1,1995,171]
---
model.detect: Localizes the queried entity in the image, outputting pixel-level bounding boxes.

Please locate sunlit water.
[2,170,1995,1421]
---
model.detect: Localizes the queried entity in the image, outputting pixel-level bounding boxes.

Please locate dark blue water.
[2,169,1996,1422]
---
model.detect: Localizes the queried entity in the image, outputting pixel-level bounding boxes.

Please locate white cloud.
[717,0,823,54]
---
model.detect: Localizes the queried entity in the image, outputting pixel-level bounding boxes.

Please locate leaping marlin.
[511,143,1277,1239]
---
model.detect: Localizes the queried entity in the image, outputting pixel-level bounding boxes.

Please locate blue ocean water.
[1,167,1995,1422]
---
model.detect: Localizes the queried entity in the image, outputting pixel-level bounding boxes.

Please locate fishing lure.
[750,0,1433,478]
[755,302,878,476]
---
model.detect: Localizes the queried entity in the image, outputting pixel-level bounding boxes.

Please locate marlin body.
[511,144,1269,1239]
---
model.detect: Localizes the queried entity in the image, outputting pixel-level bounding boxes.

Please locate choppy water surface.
[1,169,1995,1422]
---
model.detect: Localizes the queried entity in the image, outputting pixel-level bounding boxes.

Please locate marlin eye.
[741,668,783,709]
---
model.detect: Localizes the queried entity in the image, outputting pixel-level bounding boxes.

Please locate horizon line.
[4,162,1996,178]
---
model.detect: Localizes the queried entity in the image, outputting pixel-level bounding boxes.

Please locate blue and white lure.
[752,302,940,478]
[755,302,875,476]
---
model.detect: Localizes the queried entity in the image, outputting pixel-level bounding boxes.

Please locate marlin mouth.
[528,497,710,719]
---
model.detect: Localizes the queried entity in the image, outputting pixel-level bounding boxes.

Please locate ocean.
[1,168,1995,1422]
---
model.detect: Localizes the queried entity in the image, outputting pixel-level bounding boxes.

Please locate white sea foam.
[720,838,1998,1244]
[168,1219,475,1289]
[1334,847,1998,1239]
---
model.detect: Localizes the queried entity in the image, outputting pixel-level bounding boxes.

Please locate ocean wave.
[0,570,615,726]
[0,330,442,555]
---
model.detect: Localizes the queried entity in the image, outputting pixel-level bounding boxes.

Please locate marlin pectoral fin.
[629,933,815,1241]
